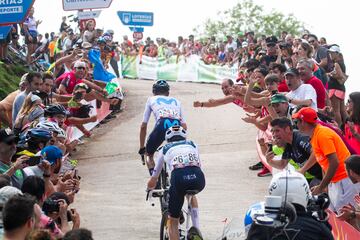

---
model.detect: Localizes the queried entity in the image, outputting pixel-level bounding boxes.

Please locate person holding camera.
[247,171,334,240]
[42,192,80,234]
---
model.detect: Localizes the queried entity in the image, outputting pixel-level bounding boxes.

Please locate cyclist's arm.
[140,122,147,149]
[140,100,151,148]
[152,152,165,178]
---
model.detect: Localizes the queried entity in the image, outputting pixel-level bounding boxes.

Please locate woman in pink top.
[344,92,360,154]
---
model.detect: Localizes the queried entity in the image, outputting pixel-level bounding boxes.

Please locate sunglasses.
[76,67,85,70]
[309,40,315,43]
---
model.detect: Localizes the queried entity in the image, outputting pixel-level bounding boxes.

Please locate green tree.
[193,0,304,39]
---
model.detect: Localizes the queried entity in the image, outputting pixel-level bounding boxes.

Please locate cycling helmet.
[57,128,67,139]
[165,125,186,142]
[102,34,112,42]
[44,104,68,117]
[152,80,170,95]
[268,170,311,208]
[35,121,62,135]
[97,37,106,44]
[25,129,53,143]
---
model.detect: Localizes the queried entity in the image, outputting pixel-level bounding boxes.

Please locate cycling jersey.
[142,96,185,124]
[153,140,201,176]
[152,140,205,219]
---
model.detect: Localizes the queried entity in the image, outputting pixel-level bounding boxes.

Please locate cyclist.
[139,80,187,176]
[147,126,205,240]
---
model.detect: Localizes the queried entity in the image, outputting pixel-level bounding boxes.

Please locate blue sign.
[0,26,11,40]
[129,27,144,33]
[0,0,35,25]
[117,11,153,27]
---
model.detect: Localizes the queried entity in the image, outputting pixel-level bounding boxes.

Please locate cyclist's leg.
[190,196,200,229]
[145,119,166,174]
[168,169,186,239]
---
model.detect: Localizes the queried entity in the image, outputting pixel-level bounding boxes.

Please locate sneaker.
[257,167,271,177]
[249,161,263,171]
[187,226,203,240]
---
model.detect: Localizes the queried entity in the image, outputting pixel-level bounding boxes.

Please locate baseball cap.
[74,61,86,68]
[265,36,278,46]
[284,67,300,76]
[0,186,22,204]
[242,41,249,48]
[41,145,63,165]
[292,107,318,123]
[270,94,288,104]
[328,45,341,53]
[0,128,16,144]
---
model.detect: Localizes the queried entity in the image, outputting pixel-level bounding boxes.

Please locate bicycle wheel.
[160,210,170,240]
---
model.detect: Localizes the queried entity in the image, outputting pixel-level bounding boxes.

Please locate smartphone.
[25,156,41,166]
[267,143,273,153]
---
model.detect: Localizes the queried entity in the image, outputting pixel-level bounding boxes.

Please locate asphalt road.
[73,79,269,240]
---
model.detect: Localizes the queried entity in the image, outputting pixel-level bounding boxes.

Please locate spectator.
[225,35,237,53]
[13,93,44,135]
[23,145,63,178]
[308,34,333,74]
[0,128,28,189]
[327,45,347,126]
[344,92,360,154]
[267,117,323,184]
[284,68,317,110]
[296,59,327,109]
[269,63,289,92]
[12,72,43,126]
[60,16,70,33]
[27,230,55,240]
[260,36,278,66]
[0,174,11,188]
[2,194,39,240]
[0,75,27,128]
[293,107,358,212]
[23,7,41,65]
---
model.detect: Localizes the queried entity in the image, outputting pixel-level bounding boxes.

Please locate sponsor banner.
[63,0,112,11]
[121,54,238,83]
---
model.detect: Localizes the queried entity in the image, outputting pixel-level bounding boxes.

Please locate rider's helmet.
[44,104,68,117]
[106,29,114,35]
[35,121,63,135]
[152,80,170,95]
[25,128,53,144]
[268,170,311,208]
[165,125,187,142]
[97,37,106,44]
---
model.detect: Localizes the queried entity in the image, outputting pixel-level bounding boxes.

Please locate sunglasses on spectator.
[309,40,315,43]
[76,67,85,70]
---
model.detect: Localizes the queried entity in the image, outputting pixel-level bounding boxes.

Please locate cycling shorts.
[168,166,205,218]
[145,118,180,155]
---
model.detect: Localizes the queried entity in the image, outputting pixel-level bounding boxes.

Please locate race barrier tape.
[255,130,360,238]
[120,54,238,83]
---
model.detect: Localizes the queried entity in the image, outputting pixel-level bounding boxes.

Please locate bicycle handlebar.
[141,154,145,165]
[146,189,166,207]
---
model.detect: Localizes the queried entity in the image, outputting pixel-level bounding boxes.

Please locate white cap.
[74,60,86,68]
[81,42,92,49]
[242,41,249,48]
[0,186,22,204]
[328,45,341,53]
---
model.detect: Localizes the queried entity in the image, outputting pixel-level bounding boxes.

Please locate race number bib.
[172,152,200,169]
[158,108,180,119]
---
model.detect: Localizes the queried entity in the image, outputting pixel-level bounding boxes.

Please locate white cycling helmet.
[165,125,187,142]
[36,121,63,135]
[268,170,312,208]
[57,128,67,139]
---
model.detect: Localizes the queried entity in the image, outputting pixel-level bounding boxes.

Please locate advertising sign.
[0,0,35,26]
[63,0,113,11]
[117,11,154,26]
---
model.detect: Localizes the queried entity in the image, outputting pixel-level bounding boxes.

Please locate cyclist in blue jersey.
[147,126,205,240]
[139,80,187,175]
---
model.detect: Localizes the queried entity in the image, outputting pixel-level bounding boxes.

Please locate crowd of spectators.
[193,30,360,230]
[0,7,122,240]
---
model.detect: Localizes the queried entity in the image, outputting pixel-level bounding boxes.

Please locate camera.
[307,193,330,221]
[42,199,73,222]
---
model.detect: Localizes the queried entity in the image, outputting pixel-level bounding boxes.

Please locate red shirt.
[58,71,83,94]
[304,76,326,109]
[278,79,289,92]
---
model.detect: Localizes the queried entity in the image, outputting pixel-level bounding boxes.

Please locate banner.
[121,54,238,83]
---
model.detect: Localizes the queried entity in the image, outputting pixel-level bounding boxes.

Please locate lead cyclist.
[147,126,205,240]
[139,80,187,176]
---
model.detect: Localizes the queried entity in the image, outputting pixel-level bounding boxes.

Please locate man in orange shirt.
[293,107,358,211]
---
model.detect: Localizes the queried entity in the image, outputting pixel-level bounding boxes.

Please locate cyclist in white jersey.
[147,126,205,240]
[139,80,187,176]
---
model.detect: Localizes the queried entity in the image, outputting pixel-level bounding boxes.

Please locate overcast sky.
[34,0,359,93]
